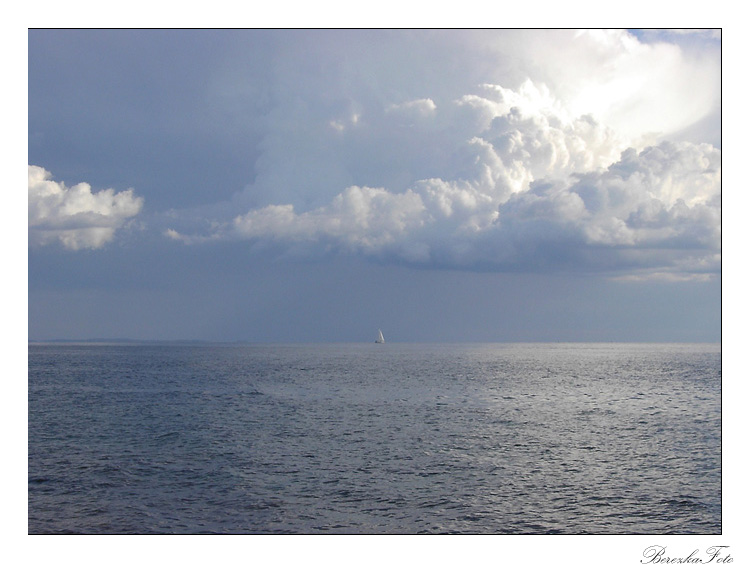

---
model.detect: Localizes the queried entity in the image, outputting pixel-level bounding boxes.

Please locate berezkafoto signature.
[641,546,732,564]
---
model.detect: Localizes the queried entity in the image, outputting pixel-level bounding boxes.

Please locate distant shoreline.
[27,339,242,346]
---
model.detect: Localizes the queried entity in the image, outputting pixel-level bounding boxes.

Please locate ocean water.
[28,342,721,534]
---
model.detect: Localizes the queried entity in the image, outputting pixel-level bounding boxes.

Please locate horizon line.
[28,338,721,345]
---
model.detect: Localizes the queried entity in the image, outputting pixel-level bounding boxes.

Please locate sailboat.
[375,329,385,344]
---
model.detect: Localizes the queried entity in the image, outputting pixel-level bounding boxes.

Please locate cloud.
[163,31,719,279]
[490,140,720,275]
[386,98,437,118]
[541,30,720,145]
[168,135,719,278]
[211,30,719,210]
[29,165,144,250]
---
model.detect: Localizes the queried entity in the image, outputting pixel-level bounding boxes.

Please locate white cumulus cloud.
[168,137,718,278]
[492,140,720,275]
[29,165,144,250]
[164,31,720,280]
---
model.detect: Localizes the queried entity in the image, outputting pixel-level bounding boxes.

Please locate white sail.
[375,329,385,344]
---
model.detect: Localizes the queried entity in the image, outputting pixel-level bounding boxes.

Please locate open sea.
[28,342,721,534]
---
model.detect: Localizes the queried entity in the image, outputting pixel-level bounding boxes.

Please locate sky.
[27,29,722,343]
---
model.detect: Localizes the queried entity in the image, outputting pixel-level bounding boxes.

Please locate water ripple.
[29,342,720,534]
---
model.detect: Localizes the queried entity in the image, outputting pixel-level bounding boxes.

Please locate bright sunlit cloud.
[28,165,144,250]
